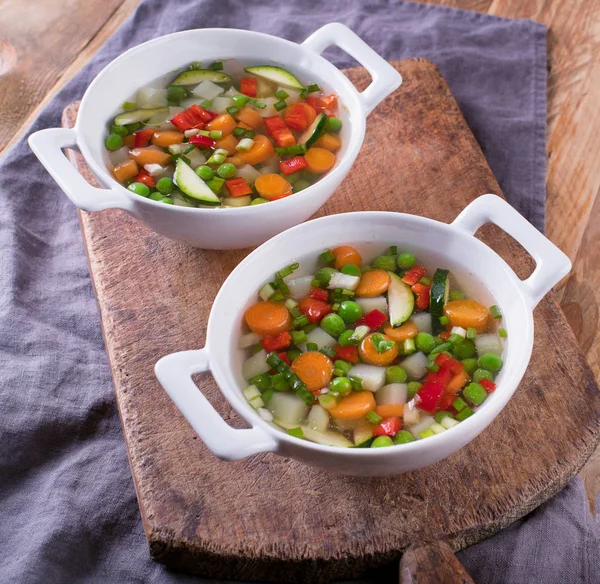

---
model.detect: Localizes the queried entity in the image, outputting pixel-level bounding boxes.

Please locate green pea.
[161,197,174,204]
[149,192,163,201]
[478,352,503,373]
[330,376,352,396]
[373,255,397,271]
[463,382,488,406]
[156,177,174,194]
[166,85,187,104]
[407,381,422,398]
[127,182,150,197]
[461,358,479,375]
[394,430,415,444]
[315,267,336,287]
[251,197,268,205]
[341,264,361,277]
[293,179,311,192]
[397,253,416,270]
[338,330,356,347]
[452,339,475,359]
[320,313,346,338]
[325,117,343,132]
[111,125,128,137]
[196,165,214,181]
[371,436,394,448]
[386,366,407,384]
[217,163,237,179]
[415,332,437,354]
[338,301,362,324]
[105,133,123,151]
[232,94,249,107]
[473,368,494,383]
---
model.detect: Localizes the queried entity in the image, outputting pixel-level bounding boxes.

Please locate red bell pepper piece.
[306,96,325,113]
[133,128,155,148]
[309,287,329,302]
[279,156,308,176]
[224,177,253,198]
[416,382,446,414]
[411,282,431,310]
[240,77,257,97]
[264,116,296,148]
[189,134,217,149]
[298,297,333,323]
[439,331,451,341]
[170,104,216,131]
[424,366,453,387]
[373,416,402,437]
[402,265,426,286]
[480,378,497,393]
[437,394,457,412]
[260,331,292,352]
[133,169,155,188]
[277,351,291,366]
[332,345,359,364]
[434,353,464,374]
[356,309,387,330]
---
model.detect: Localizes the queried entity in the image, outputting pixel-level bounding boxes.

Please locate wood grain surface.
[61,59,600,582]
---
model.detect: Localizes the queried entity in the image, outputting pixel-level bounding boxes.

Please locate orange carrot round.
[236,107,263,129]
[332,245,362,270]
[304,147,336,174]
[375,404,405,418]
[359,333,399,366]
[329,391,376,420]
[238,135,275,165]
[151,131,184,147]
[291,352,334,392]
[129,148,172,166]
[244,301,292,336]
[314,133,342,152]
[355,270,391,297]
[254,173,292,201]
[446,370,471,392]
[383,321,418,342]
[112,159,139,183]
[206,113,237,136]
[215,134,239,155]
[444,299,489,332]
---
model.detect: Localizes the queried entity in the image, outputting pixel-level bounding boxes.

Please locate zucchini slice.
[388,272,415,327]
[174,159,221,206]
[430,269,449,335]
[298,113,327,148]
[244,66,304,89]
[171,69,233,86]
[114,107,169,126]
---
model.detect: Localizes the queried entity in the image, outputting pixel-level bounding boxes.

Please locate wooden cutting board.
[62,59,600,583]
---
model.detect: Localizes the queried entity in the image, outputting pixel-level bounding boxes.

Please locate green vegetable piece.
[452,397,468,411]
[499,328,508,338]
[490,305,502,319]
[386,366,407,384]
[210,61,224,71]
[325,117,343,132]
[320,313,346,338]
[196,165,214,181]
[315,267,336,286]
[275,89,289,100]
[397,253,416,270]
[452,339,476,359]
[274,100,287,111]
[334,360,353,376]
[320,346,336,358]
[122,101,137,111]
[156,177,174,194]
[319,250,335,265]
[206,177,225,194]
[261,387,275,405]
[407,381,422,398]
[306,83,320,93]
[338,300,362,324]
[271,373,289,392]
[287,348,302,362]
[217,163,236,179]
[161,197,174,205]
[473,368,494,383]
[373,255,397,271]
[393,430,415,444]
[466,327,477,340]
[287,427,304,439]
[434,411,454,424]
[291,330,307,345]
[306,342,318,352]
[426,362,440,373]
[127,182,150,197]
[167,85,187,104]
[371,436,394,448]
[449,290,465,301]
[251,197,268,205]
[105,133,123,151]
[232,94,249,107]
[461,358,479,375]
[455,406,475,421]
[330,376,352,396]
[419,276,432,286]
[419,429,435,439]
[429,342,453,357]
[439,316,450,326]
[111,125,128,137]
[250,374,271,391]
[149,192,163,201]
[478,352,503,373]
[233,127,246,137]
[463,382,488,406]
[293,179,311,192]
[341,264,361,277]
[226,106,240,116]
[415,332,437,354]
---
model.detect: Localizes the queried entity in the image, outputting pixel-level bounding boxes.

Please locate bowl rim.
[206,209,534,457]
[74,27,368,215]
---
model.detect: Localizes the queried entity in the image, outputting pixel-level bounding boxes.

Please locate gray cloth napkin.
[1,0,597,582]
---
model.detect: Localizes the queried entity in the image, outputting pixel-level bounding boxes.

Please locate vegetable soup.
[240,245,506,448]
[105,60,343,207]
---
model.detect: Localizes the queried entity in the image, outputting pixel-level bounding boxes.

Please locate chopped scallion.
[306,84,320,93]
[233,127,246,137]
[275,89,289,100]
[209,61,223,71]
[490,305,502,319]
[320,250,335,264]
[439,316,450,326]
[365,410,383,425]
[226,106,240,116]
[499,328,508,338]
[466,327,477,340]
[287,427,304,439]
[274,100,287,111]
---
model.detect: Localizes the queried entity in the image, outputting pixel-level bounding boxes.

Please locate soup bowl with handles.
[28,23,401,250]
[154,195,571,477]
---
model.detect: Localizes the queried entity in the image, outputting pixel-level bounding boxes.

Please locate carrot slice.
[444,300,490,332]
[332,245,362,270]
[238,135,275,165]
[225,155,245,167]
[375,404,405,418]
[236,107,263,129]
[359,333,399,366]
[206,113,237,136]
[314,133,342,152]
[446,370,471,392]
[123,134,135,148]
[151,130,184,147]
[355,270,391,297]
[128,148,172,167]
[383,321,418,342]
[329,391,376,420]
[291,352,334,392]
[244,301,292,336]
[112,159,139,183]
[216,134,239,155]
[304,147,336,174]
[254,173,292,201]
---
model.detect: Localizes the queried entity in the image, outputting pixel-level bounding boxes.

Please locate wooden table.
[2,0,598,507]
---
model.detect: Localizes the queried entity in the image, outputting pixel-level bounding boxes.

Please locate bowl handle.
[452,194,572,308]
[28,127,135,213]
[301,23,402,115]
[155,349,278,461]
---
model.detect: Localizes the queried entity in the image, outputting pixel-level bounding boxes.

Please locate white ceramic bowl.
[155,195,571,476]
[28,24,401,249]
